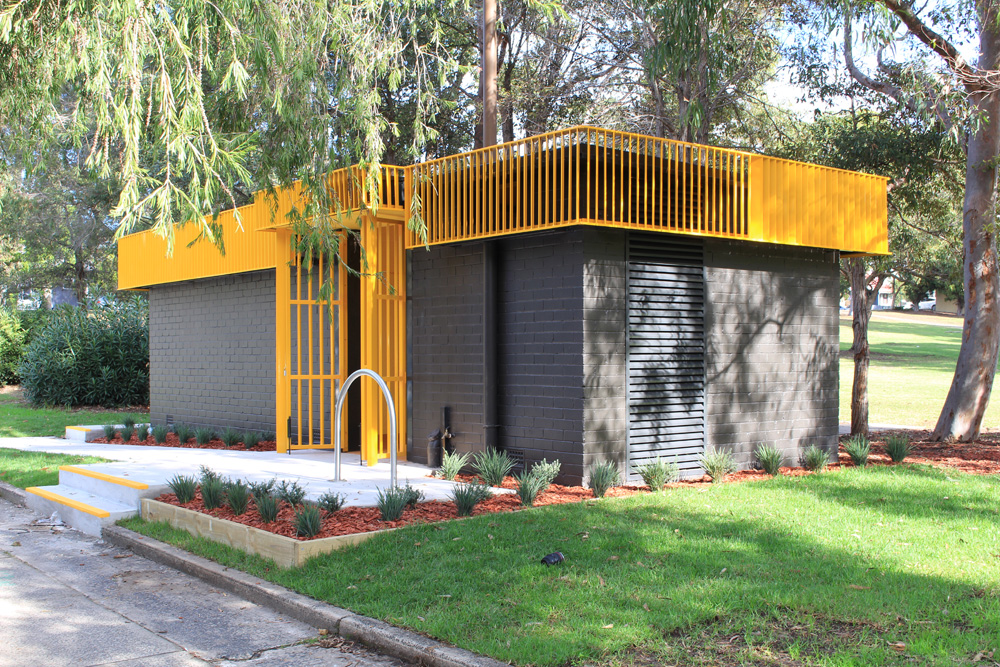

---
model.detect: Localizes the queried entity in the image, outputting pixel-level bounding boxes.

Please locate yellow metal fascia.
[117,204,277,290]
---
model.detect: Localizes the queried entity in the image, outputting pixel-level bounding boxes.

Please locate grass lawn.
[839,313,1000,429]
[0,447,111,488]
[123,465,1000,666]
[0,388,147,438]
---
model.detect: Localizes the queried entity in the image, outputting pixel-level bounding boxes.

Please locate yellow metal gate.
[275,219,407,464]
[275,230,350,452]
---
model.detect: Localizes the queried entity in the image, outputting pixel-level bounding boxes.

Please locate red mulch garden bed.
[852,429,1000,475]
[152,432,999,541]
[93,432,277,452]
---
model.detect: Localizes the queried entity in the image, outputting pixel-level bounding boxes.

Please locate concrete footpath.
[0,497,409,667]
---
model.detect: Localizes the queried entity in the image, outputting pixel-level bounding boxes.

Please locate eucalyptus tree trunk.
[932,14,1000,442]
[845,258,884,437]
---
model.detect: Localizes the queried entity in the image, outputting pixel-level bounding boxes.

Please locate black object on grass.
[541,552,565,566]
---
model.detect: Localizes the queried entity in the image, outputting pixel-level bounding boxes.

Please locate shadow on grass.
[794,464,1000,522]
[277,468,1000,665]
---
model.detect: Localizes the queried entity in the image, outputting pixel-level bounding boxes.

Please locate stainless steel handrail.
[333,369,398,487]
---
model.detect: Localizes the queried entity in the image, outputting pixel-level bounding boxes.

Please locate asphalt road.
[0,498,410,667]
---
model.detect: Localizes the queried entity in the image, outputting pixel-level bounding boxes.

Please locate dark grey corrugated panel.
[627,233,705,477]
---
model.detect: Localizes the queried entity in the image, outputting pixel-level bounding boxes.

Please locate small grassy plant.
[885,434,912,463]
[700,449,737,483]
[166,474,197,504]
[439,449,471,480]
[254,493,279,523]
[151,424,169,445]
[450,482,492,516]
[376,486,409,521]
[635,457,680,491]
[754,443,784,476]
[473,449,515,487]
[294,504,323,538]
[844,435,871,467]
[801,445,829,472]
[225,480,251,515]
[587,460,619,498]
[220,428,241,449]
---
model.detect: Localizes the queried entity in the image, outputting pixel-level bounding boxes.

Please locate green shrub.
[439,449,471,480]
[514,469,547,506]
[635,458,680,491]
[16,308,50,348]
[885,434,912,463]
[151,424,169,445]
[294,504,323,538]
[844,435,871,467]
[102,424,117,439]
[254,493,279,523]
[19,300,148,406]
[700,449,737,483]
[198,465,221,485]
[120,424,135,442]
[200,477,226,510]
[276,479,306,507]
[134,424,148,442]
[801,445,829,472]
[262,431,275,443]
[122,415,137,429]
[0,306,25,386]
[249,478,276,498]
[317,491,346,515]
[220,428,241,449]
[242,431,261,451]
[754,443,784,476]
[195,428,214,446]
[473,449,515,487]
[531,458,561,488]
[174,423,193,445]
[167,474,197,504]
[376,486,409,521]
[401,483,424,508]
[225,480,251,515]
[588,460,619,498]
[450,482,492,516]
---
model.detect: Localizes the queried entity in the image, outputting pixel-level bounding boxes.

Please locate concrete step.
[24,485,138,536]
[57,465,168,507]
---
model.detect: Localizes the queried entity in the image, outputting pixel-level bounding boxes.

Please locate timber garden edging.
[141,498,396,568]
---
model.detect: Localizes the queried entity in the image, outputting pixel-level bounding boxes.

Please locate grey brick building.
[120,126,886,485]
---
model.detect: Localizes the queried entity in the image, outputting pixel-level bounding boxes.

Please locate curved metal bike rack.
[333,369,398,487]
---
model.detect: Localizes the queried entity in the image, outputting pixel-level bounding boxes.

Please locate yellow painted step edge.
[65,426,90,432]
[59,466,149,490]
[25,487,111,518]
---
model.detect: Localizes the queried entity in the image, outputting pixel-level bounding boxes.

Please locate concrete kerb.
[0,479,27,506]
[102,524,509,667]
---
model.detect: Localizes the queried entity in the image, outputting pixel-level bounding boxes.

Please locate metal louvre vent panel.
[627,233,706,477]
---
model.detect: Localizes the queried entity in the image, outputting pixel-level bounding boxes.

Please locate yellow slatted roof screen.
[118,126,887,290]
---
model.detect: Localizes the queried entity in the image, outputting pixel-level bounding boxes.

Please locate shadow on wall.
[704,259,838,469]
[581,242,628,483]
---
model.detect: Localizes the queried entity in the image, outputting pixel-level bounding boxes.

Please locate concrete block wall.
[408,244,486,466]
[497,232,586,483]
[581,229,628,477]
[704,240,840,467]
[149,270,276,434]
